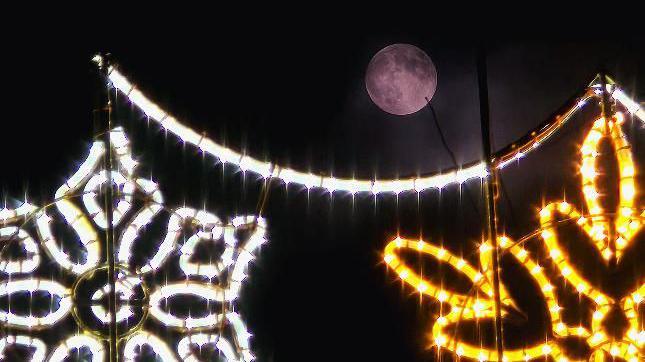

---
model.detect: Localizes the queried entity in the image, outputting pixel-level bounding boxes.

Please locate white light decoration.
[226,312,255,362]
[106,61,645,196]
[0,335,47,362]
[35,140,104,275]
[178,333,227,361]
[178,333,238,361]
[83,170,134,228]
[0,279,72,329]
[0,128,264,361]
[48,334,104,362]
[384,113,644,361]
[123,331,177,362]
[0,227,40,275]
[148,282,229,329]
[117,177,164,270]
[106,63,604,195]
[0,202,36,222]
[90,274,143,324]
[178,210,230,279]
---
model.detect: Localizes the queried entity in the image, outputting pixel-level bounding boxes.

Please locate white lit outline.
[0,335,47,362]
[106,60,645,195]
[0,128,263,361]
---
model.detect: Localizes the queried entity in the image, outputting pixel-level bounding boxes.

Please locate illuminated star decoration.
[384,113,644,362]
[0,128,266,361]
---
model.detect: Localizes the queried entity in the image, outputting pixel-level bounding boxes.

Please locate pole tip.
[92,52,112,70]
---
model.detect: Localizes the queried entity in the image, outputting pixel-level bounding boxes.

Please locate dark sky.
[1,29,644,361]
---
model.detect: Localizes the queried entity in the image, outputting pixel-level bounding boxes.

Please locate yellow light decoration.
[384,236,569,361]
[384,113,644,361]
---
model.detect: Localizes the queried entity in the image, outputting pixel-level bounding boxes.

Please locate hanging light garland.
[107,63,645,195]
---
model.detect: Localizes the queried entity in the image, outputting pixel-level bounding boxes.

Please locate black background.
[1,24,644,361]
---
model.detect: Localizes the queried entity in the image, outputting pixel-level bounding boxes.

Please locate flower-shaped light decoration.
[0,127,266,361]
[383,113,644,362]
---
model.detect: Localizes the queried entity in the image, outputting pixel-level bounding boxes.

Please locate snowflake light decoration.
[384,113,644,362]
[0,127,266,361]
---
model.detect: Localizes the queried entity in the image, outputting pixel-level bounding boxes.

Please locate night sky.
[1,29,644,361]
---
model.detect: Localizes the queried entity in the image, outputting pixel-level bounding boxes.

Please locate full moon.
[365,44,437,115]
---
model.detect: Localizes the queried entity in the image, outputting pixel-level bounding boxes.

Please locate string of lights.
[104,59,645,195]
[0,127,264,361]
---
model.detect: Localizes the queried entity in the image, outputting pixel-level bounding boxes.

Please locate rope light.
[0,279,72,329]
[0,127,263,361]
[105,62,615,195]
[0,335,47,362]
[48,334,105,362]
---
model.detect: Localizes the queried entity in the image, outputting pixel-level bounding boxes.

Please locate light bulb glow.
[383,115,644,361]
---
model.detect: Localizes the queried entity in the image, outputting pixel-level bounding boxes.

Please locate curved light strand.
[537,114,643,361]
[0,335,46,362]
[106,61,615,194]
[383,236,565,361]
[48,334,105,362]
[107,65,516,194]
[123,331,178,362]
[138,207,207,274]
[178,210,231,279]
[148,282,230,329]
[1,124,265,360]
[0,279,72,329]
[90,274,143,324]
[176,312,254,362]
[36,142,103,275]
[0,202,41,275]
[116,178,164,269]
[0,227,40,275]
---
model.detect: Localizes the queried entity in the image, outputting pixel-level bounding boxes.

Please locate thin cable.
[427,102,460,169]
[489,129,517,227]
[426,101,481,218]
[496,175,517,226]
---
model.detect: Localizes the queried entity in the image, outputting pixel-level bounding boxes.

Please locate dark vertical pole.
[95,54,119,362]
[598,72,617,268]
[477,48,505,361]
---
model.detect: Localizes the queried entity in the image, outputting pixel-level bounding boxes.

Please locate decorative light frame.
[1,128,264,361]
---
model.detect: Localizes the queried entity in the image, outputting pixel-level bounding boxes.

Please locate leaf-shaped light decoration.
[384,113,644,362]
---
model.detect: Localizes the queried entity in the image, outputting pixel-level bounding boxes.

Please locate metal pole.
[477,48,505,361]
[598,72,617,269]
[95,53,119,362]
